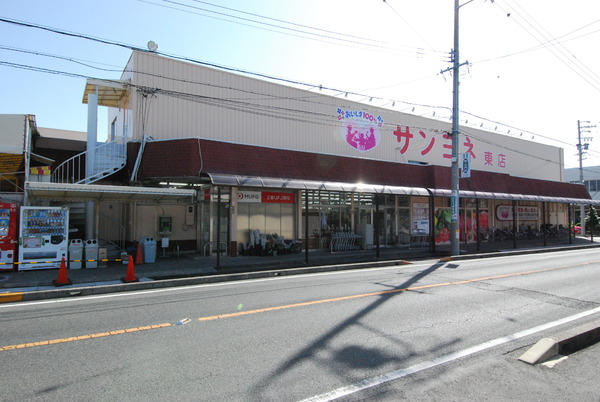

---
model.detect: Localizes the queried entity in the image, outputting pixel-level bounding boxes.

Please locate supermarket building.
[24,51,592,258]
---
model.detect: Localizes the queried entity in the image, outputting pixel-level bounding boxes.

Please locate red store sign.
[261,192,296,204]
[237,191,296,204]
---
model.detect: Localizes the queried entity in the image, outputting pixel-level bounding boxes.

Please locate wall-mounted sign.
[337,108,383,152]
[262,192,295,204]
[412,202,429,234]
[237,191,296,204]
[496,205,539,221]
[461,152,471,178]
[237,191,261,203]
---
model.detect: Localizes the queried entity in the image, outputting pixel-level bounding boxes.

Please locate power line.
[0,56,591,172]
[505,0,600,84]
[472,17,600,64]
[0,16,445,107]
[136,0,444,58]
[382,0,439,52]
[493,1,600,91]
[0,17,144,52]
[187,0,389,46]
[0,44,123,71]
[0,16,596,168]
[1,39,596,163]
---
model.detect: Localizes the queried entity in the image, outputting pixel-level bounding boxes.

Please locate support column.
[375,194,380,259]
[427,189,435,254]
[229,187,238,257]
[304,190,309,265]
[86,89,98,240]
[512,200,517,249]
[23,116,32,206]
[542,202,547,247]
[475,198,480,252]
[216,187,221,269]
[568,203,572,244]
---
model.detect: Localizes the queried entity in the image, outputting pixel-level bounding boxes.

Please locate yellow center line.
[198,260,600,321]
[3,258,598,352]
[0,323,171,352]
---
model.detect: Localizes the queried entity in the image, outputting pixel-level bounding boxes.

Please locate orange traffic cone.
[53,257,72,287]
[136,242,144,265]
[122,255,139,283]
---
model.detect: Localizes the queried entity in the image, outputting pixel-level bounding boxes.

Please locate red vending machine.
[0,202,18,271]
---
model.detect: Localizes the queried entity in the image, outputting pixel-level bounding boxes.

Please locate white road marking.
[300,306,600,402]
[1,247,597,310]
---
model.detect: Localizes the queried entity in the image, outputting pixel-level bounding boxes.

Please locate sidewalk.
[1,235,599,302]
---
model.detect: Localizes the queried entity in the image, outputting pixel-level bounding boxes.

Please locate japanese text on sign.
[391,125,508,169]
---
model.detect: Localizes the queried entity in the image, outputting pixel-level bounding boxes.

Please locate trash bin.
[85,239,99,269]
[69,239,84,269]
[140,237,157,264]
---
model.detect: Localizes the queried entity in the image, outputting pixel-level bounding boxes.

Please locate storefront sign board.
[237,191,295,204]
[496,205,539,221]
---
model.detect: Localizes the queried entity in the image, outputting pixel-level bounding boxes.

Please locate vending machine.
[18,206,69,270]
[0,202,18,271]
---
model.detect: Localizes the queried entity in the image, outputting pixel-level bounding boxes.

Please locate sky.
[1,0,600,172]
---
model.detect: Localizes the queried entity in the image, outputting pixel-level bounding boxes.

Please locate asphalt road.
[1,248,600,401]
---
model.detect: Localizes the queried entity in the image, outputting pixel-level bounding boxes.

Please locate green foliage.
[585,206,600,234]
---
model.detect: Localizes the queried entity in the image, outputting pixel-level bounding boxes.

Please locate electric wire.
[0,56,595,171]
[0,44,123,71]
[505,0,600,84]
[186,0,392,45]
[137,0,443,58]
[0,16,597,169]
[0,15,590,154]
[493,1,600,91]
[471,17,600,65]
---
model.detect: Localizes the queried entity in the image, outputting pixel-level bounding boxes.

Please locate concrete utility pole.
[577,120,595,234]
[447,0,472,256]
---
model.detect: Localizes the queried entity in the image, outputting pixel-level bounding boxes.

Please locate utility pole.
[446,0,472,256]
[577,120,595,235]
[438,0,473,255]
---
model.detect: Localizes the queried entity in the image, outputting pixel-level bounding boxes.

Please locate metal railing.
[52,136,127,184]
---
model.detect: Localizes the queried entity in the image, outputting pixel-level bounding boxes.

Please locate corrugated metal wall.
[126,51,563,182]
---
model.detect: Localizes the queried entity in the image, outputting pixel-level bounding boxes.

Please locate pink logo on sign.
[337,108,383,153]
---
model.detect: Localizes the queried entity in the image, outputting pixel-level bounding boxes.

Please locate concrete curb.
[9,259,412,303]
[442,242,600,262]
[519,319,600,364]
[2,242,600,304]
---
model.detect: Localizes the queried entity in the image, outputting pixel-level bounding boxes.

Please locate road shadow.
[251,260,456,397]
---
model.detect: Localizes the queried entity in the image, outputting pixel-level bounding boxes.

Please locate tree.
[585,206,600,236]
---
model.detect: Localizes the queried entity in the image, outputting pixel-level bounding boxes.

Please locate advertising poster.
[434,208,451,244]
[412,203,429,234]
[434,208,489,244]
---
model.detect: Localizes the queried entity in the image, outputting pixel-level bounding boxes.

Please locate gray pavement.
[2,235,600,400]
[1,235,600,302]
